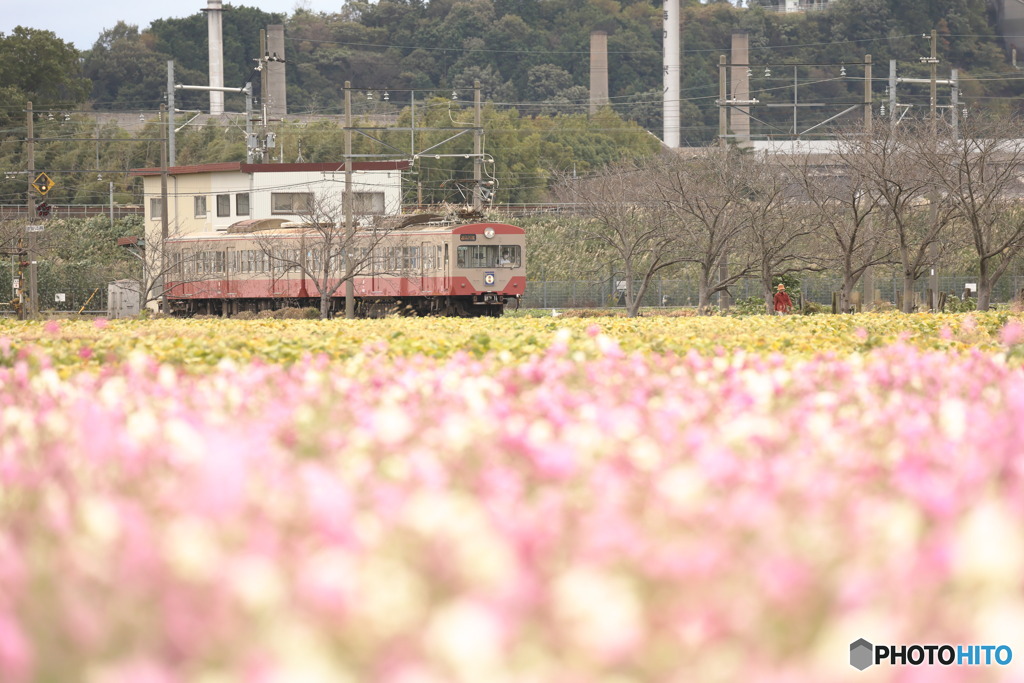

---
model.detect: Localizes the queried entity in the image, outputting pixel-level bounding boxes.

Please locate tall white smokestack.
[589,31,609,115]
[205,0,225,115]
[663,0,680,147]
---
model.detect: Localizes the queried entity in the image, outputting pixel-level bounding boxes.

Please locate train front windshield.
[456,245,522,268]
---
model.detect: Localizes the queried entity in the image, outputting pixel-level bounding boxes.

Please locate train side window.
[403,247,418,270]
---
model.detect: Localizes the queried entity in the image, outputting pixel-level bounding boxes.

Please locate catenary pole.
[345,82,355,319]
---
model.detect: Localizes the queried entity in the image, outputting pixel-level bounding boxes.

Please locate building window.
[216,194,231,217]
[236,193,250,216]
[194,195,207,217]
[271,192,312,215]
[351,192,385,215]
[150,198,162,219]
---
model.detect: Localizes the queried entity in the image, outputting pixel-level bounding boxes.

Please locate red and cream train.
[164,219,526,317]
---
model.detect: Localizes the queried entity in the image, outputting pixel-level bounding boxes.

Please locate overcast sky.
[2,1,342,50]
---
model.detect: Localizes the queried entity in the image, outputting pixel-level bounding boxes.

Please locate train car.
[163,219,526,317]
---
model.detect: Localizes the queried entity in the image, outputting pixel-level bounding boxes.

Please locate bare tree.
[739,159,826,314]
[837,121,958,313]
[792,144,894,313]
[554,159,687,317]
[916,114,1024,311]
[652,150,757,313]
[254,192,394,319]
[125,221,223,312]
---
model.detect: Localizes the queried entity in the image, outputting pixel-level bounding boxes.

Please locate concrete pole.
[344,82,355,319]
[260,29,268,147]
[862,55,875,309]
[889,60,897,131]
[167,60,176,167]
[473,80,482,213]
[928,29,939,310]
[951,68,959,140]
[206,0,225,115]
[730,31,750,148]
[718,55,728,149]
[26,102,38,319]
[160,103,170,314]
[662,0,680,147]
[244,83,254,163]
[589,31,609,116]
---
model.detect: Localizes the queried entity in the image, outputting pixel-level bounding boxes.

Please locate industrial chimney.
[589,31,609,115]
[204,0,225,115]
[730,30,751,147]
[267,24,288,117]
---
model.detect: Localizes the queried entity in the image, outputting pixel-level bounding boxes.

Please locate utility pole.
[160,103,170,314]
[344,81,355,320]
[889,60,897,130]
[259,29,269,161]
[927,29,939,311]
[167,60,176,167]
[26,102,38,319]
[473,80,482,213]
[862,55,875,310]
[718,55,728,149]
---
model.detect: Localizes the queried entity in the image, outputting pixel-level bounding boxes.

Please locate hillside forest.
[1,0,1021,209]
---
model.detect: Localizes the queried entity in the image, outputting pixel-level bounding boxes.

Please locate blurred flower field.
[1,313,1024,682]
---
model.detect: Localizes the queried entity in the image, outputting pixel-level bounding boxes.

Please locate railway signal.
[31,172,54,196]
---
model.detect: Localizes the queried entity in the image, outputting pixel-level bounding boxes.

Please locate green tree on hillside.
[0,27,90,106]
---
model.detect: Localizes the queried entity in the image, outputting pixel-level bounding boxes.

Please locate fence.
[4,274,1023,318]
[519,275,1024,310]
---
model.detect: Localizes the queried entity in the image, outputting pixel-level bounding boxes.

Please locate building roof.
[129,161,411,177]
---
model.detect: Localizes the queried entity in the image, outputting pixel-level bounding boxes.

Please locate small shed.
[107,280,141,319]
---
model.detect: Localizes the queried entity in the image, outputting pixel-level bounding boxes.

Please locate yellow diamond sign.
[32,172,54,196]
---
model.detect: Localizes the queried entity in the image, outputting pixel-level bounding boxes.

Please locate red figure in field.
[774,283,793,315]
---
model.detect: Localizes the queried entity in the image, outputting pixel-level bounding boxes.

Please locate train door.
[420,242,430,292]
[443,243,450,292]
[371,246,379,293]
[225,247,235,300]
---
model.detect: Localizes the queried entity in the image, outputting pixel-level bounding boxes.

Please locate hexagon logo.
[850,638,874,671]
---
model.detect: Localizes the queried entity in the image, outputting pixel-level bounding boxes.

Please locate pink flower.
[0,615,33,683]
[93,318,109,329]
[1000,321,1024,347]
[78,347,93,360]
[43,320,60,335]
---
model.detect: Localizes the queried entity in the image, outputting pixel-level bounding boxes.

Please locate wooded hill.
[0,0,1020,206]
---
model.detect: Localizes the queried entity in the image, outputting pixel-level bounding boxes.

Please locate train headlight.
[483,227,495,239]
